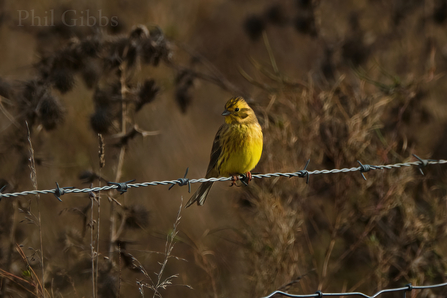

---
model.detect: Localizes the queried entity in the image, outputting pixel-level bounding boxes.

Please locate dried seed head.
[296,0,312,9]
[123,204,149,229]
[112,37,129,59]
[136,79,159,112]
[36,56,54,80]
[141,39,157,65]
[120,251,138,270]
[175,86,192,114]
[51,21,78,40]
[124,43,139,68]
[53,45,83,71]
[141,30,172,66]
[22,80,46,104]
[103,37,128,70]
[103,52,122,70]
[293,13,317,37]
[175,70,195,113]
[50,67,75,94]
[129,25,149,40]
[80,60,101,89]
[93,83,121,108]
[433,0,447,24]
[117,245,142,272]
[38,92,65,131]
[265,4,288,26]
[341,37,370,66]
[90,108,113,134]
[20,80,47,126]
[243,15,266,41]
[78,170,102,184]
[80,36,101,57]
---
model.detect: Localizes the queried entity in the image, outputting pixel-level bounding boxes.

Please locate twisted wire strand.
[262,282,447,298]
[1,159,446,199]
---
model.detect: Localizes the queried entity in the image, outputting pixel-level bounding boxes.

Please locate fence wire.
[0,155,446,200]
[263,282,447,298]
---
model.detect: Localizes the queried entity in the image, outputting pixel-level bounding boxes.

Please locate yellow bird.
[186,97,263,207]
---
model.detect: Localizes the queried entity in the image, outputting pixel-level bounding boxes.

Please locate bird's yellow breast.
[218,122,263,176]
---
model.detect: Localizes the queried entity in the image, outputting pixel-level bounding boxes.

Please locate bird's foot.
[230,175,239,187]
[230,172,252,187]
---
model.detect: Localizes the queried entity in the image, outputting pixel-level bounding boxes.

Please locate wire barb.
[412,154,430,175]
[357,160,376,180]
[239,172,252,186]
[168,167,191,193]
[53,182,74,202]
[107,179,136,194]
[296,159,310,184]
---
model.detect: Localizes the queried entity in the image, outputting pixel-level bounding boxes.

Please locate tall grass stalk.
[26,122,45,297]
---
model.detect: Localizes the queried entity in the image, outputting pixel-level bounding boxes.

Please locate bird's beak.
[222,110,230,116]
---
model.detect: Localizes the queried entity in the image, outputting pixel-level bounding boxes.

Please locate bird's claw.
[230,172,252,187]
[230,175,239,187]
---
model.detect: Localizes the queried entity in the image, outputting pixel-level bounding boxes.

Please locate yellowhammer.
[186,96,263,207]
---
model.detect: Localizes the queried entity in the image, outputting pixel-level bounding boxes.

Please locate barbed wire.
[0,155,446,200]
[263,282,447,298]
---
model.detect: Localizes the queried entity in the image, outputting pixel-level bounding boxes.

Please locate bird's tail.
[185,181,214,208]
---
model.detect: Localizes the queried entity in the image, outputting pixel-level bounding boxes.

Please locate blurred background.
[1,0,447,297]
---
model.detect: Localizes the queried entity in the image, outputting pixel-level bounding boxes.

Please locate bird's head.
[222,97,258,124]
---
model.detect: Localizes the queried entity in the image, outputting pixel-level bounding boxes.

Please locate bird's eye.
[235,108,240,112]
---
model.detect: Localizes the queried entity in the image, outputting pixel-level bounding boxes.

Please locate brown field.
[1,0,447,297]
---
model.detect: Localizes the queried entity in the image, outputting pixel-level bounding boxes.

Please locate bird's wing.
[205,124,226,177]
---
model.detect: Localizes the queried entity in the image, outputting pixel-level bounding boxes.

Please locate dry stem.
[26,122,45,297]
